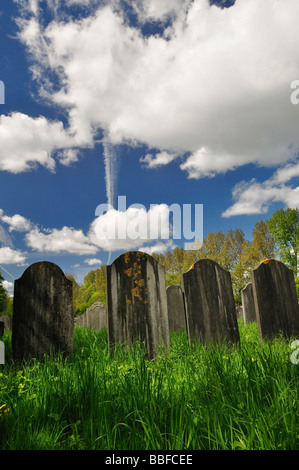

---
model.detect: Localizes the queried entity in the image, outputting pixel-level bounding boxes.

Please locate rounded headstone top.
[110,251,158,266]
[17,261,69,281]
[184,258,227,275]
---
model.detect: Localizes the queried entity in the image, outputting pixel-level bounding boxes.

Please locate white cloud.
[0,247,27,265]
[131,0,190,23]
[0,113,79,173]
[57,149,79,166]
[2,280,14,295]
[13,0,299,179]
[139,240,177,255]
[89,204,172,252]
[222,161,299,217]
[0,212,32,232]
[25,226,99,255]
[0,225,14,248]
[140,151,179,169]
[85,258,102,266]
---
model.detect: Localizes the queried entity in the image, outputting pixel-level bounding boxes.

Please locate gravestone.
[182,259,240,346]
[106,251,169,359]
[235,306,243,319]
[0,315,11,330]
[12,261,74,362]
[0,340,4,365]
[75,302,107,330]
[0,321,4,338]
[251,259,299,340]
[166,285,186,331]
[241,282,256,325]
[86,302,107,329]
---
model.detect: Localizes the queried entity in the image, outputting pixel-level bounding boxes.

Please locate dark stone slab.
[106,251,169,359]
[0,321,4,338]
[166,285,187,331]
[0,315,11,330]
[12,261,74,362]
[241,282,256,325]
[251,259,299,340]
[182,259,240,346]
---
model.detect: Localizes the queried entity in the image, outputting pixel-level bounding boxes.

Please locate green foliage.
[153,221,275,304]
[0,324,298,450]
[295,276,299,299]
[0,270,9,315]
[267,208,299,272]
[67,266,107,316]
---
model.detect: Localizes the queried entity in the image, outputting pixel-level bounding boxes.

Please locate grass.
[0,320,298,450]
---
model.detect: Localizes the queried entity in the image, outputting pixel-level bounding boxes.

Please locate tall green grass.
[0,320,298,450]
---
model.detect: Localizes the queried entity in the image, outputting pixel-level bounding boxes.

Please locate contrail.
[103,138,119,209]
[102,137,119,264]
[0,264,16,281]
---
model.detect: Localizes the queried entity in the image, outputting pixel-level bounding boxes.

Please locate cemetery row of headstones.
[74,302,108,330]
[6,253,299,362]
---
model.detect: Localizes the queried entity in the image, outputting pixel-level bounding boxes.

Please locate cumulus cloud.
[131,0,190,23]
[139,240,177,255]
[85,258,102,266]
[0,204,177,256]
[0,225,14,248]
[0,212,32,232]
[25,226,99,255]
[89,204,173,252]
[2,280,14,295]
[0,247,27,265]
[12,0,299,180]
[140,151,180,169]
[0,113,79,173]
[222,161,299,217]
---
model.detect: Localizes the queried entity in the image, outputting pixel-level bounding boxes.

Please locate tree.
[267,208,299,272]
[0,271,9,314]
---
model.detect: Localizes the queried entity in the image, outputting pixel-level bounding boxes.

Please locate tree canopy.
[267,208,299,273]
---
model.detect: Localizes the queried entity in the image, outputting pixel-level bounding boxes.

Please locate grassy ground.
[0,320,298,450]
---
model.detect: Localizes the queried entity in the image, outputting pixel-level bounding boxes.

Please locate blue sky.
[0,0,299,293]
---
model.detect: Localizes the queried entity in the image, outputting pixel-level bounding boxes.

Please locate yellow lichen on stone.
[261,259,271,264]
[126,299,132,304]
[189,264,194,270]
[124,267,133,277]
[131,287,139,297]
[124,253,130,264]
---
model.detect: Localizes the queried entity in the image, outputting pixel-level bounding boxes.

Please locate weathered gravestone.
[241,282,256,325]
[251,259,299,340]
[235,306,243,320]
[12,262,74,362]
[182,259,240,346]
[0,321,4,338]
[0,339,4,365]
[0,315,11,330]
[106,251,170,359]
[166,285,186,331]
[75,302,107,330]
